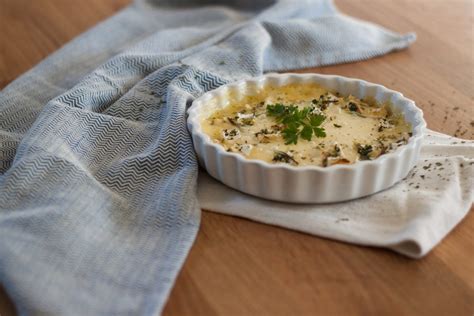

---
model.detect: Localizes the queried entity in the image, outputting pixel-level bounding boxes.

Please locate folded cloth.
[0,0,416,314]
[199,130,474,258]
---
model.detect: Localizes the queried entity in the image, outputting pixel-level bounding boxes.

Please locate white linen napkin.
[198,129,473,258]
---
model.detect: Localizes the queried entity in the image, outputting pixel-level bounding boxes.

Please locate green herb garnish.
[223,128,239,139]
[272,150,298,165]
[266,104,326,144]
[255,128,270,137]
[357,144,373,160]
[348,102,359,112]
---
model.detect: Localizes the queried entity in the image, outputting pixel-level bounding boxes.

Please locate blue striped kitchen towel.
[0,0,415,314]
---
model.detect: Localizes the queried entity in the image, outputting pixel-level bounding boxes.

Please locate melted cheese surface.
[201,83,411,167]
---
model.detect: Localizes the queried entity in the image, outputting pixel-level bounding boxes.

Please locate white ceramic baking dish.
[187,73,426,203]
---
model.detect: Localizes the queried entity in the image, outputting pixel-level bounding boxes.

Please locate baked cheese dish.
[201,83,412,167]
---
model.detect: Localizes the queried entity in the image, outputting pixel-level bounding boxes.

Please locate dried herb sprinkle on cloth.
[3,0,464,314]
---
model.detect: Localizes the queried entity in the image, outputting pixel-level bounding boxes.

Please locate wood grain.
[0,0,473,315]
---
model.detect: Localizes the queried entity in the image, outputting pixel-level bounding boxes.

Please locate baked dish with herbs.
[201,83,412,167]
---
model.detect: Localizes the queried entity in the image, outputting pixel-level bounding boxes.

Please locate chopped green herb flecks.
[348,102,359,112]
[272,150,298,165]
[357,144,373,160]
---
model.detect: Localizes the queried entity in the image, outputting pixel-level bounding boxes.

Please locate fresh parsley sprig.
[266,103,326,144]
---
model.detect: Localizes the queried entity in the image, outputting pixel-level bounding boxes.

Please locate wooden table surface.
[1,0,473,315]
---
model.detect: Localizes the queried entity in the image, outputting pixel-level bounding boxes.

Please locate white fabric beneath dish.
[198,129,473,258]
